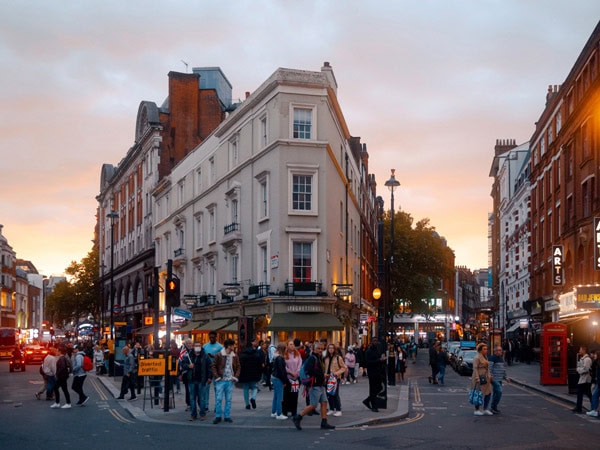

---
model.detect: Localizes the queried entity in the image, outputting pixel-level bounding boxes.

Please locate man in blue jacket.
[489,345,507,414]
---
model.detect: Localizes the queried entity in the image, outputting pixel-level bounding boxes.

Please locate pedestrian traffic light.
[165,276,180,307]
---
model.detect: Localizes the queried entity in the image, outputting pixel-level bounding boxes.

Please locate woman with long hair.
[282,339,302,417]
[270,342,288,420]
[324,343,347,416]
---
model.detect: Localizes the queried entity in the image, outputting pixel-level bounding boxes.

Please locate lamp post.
[107,210,119,342]
[384,169,400,342]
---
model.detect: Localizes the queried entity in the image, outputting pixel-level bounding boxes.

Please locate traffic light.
[147,285,156,309]
[165,276,180,307]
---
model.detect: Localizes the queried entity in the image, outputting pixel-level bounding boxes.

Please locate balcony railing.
[223,222,240,235]
[198,295,217,307]
[284,281,323,296]
[248,283,270,300]
[174,248,185,257]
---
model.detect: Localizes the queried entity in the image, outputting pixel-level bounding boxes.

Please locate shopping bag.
[469,388,483,407]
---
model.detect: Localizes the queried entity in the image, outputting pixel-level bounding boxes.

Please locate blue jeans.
[215,380,233,419]
[201,383,210,412]
[438,365,446,384]
[243,382,258,406]
[591,383,599,411]
[491,380,503,410]
[188,381,207,418]
[271,377,284,415]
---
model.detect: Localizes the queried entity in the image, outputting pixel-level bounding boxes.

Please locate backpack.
[83,355,93,372]
[299,356,316,386]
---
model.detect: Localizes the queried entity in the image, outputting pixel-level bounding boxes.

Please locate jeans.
[438,365,446,384]
[591,383,600,411]
[201,383,210,412]
[243,382,258,406]
[271,377,284,415]
[483,393,491,410]
[215,380,233,419]
[491,380,503,410]
[188,381,207,418]
[53,377,71,405]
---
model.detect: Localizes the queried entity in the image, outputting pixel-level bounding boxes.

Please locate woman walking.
[282,340,302,417]
[472,343,493,415]
[344,347,357,384]
[324,343,347,416]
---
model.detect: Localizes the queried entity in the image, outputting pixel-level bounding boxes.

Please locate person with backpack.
[51,345,72,409]
[292,341,335,431]
[71,344,90,406]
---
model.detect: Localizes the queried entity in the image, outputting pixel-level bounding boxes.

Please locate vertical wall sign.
[552,245,564,286]
[595,217,600,271]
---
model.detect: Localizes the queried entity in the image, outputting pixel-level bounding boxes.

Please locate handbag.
[326,373,338,395]
[469,387,483,407]
[479,374,487,385]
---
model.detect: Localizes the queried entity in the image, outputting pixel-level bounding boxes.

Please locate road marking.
[90,377,108,401]
[108,408,134,424]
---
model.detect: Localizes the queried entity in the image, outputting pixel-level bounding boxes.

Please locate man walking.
[117,346,137,400]
[362,337,386,412]
[203,331,224,412]
[211,339,240,424]
[572,345,592,413]
[292,341,335,430]
[489,345,507,414]
[71,345,89,406]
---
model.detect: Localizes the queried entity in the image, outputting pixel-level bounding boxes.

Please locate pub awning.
[173,320,205,334]
[220,320,239,332]
[266,312,343,331]
[194,319,232,333]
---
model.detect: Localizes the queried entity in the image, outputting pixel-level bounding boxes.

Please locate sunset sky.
[1,1,598,277]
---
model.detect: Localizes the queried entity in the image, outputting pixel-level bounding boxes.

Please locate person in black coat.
[239,339,263,409]
[363,337,386,412]
[184,344,212,421]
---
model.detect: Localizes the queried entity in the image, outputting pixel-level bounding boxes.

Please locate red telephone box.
[540,322,567,385]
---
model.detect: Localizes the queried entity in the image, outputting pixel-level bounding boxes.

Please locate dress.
[471,353,492,396]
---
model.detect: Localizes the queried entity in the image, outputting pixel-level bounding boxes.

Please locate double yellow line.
[89,376,135,424]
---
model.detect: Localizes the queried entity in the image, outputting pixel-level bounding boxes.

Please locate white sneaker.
[326,410,334,416]
[270,413,277,418]
[276,414,288,420]
[586,410,599,417]
[61,403,72,409]
[50,403,61,409]
[474,410,484,416]
[333,411,343,417]
[353,380,357,384]
[483,410,493,416]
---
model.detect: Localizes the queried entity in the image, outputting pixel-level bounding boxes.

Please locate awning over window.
[220,320,239,332]
[266,312,343,331]
[173,320,205,334]
[194,319,232,333]
[134,326,156,336]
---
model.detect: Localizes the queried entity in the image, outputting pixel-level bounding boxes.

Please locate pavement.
[94,352,582,428]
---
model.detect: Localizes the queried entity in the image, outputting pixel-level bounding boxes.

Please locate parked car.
[456,350,477,376]
[23,345,48,365]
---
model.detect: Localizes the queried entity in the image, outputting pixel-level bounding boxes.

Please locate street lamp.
[384,169,400,341]
[107,210,119,342]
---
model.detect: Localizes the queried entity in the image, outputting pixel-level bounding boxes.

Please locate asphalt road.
[1,357,599,450]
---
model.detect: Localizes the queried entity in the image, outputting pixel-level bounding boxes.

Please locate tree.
[45,246,100,328]
[384,210,454,316]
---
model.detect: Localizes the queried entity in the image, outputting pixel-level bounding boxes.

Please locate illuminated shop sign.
[552,245,564,286]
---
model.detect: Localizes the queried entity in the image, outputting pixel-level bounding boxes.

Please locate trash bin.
[567,368,578,394]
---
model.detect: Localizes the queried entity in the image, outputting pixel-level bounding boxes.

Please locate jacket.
[471,352,492,396]
[72,352,85,377]
[488,354,506,381]
[211,349,241,381]
[576,353,592,384]
[55,355,70,381]
[42,354,56,377]
[123,352,136,376]
[186,348,212,384]
[271,355,288,384]
[304,353,325,387]
[239,346,263,383]
[324,353,347,378]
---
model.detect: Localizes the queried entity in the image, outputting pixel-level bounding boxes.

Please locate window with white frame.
[230,252,239,283]
[260,244,268,285]
[208,206,216,243]
[195,213,203,250]
[260,115,268,147]
[229,135,239,168]
[288,166,318,215]
[209,156,215,184]
[196,168,202,195]
[292,106,314,140]
[178,180,185,207]
[256,172,270,220]
[176,226,184,252]
[231,199,238,224]
[292,241,313,282]
[209,262,216,295]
